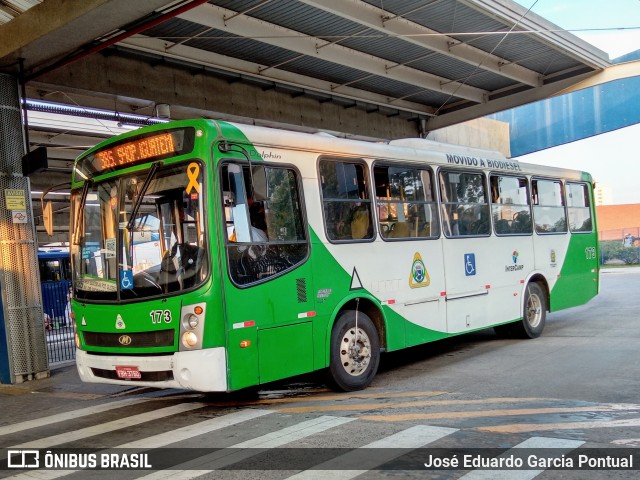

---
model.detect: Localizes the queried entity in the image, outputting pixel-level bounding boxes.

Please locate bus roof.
[217,120,593,182]
[37,249,69,259]
[74,119,593,184]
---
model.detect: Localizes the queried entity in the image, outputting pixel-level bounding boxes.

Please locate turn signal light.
[240,340,251,348]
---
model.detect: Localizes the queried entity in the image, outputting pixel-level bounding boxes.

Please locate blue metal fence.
[39,250,75,365]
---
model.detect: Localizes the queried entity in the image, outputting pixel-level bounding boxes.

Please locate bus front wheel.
[329,310,380,391]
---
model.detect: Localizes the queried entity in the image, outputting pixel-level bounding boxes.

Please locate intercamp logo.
[505,250,524,272]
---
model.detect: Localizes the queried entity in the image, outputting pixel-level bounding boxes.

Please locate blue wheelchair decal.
[120,270,134,290]
[464,253,476,276]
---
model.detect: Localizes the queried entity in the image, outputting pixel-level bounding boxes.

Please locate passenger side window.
[374,164,439,240]
[439,170,490,237]
[566,182,593,233]
[490,175,532,235]
[319,159,374,242]
[532,179,567,234]
[221,163,307,286]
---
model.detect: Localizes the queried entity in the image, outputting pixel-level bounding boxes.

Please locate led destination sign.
[96,133,176,169]
[77,128,195,177]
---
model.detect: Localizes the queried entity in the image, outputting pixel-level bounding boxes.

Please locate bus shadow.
[156,329,510,403]
[205,329,508,401]
[378,329,503,375]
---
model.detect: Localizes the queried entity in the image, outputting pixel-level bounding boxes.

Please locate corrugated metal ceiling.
[0,0,616,203]
[1,0,612,131]
[0,0,40,23]
[126,0,609,122]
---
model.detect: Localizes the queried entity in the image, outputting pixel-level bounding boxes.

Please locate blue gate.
[38,250,75,363]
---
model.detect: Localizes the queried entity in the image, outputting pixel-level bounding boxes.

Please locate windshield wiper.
[126,161,161,233]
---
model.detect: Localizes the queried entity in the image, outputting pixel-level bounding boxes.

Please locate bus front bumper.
[75,348,228,392]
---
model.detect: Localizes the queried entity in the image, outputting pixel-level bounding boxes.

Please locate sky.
[511,0,640,205]
[514,0,640,59]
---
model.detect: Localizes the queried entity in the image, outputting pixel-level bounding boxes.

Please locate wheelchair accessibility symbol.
[464,253,476,276]
[120,270,134,290]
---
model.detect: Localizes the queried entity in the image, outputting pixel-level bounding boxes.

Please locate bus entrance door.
[442,239,491,333]
[224,271,316,390]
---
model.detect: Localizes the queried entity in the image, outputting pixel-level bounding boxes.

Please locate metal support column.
[0,73,49,383]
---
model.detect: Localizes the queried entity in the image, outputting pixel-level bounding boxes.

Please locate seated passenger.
[350,205,370,239]
[389,222,410,238]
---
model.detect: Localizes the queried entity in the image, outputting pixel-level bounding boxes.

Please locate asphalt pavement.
[1,265,638,413]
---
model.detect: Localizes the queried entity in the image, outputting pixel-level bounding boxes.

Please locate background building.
[595,184,613,206]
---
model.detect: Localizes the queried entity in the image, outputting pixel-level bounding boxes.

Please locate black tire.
[328,310,380,392]
[511,282,547,339]
[493,322,515,338]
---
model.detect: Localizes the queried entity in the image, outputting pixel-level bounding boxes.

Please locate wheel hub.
[340,327,371,376]
[527,293,542,327]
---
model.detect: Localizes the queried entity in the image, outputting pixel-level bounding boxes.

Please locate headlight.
[182,331,198,348]
[182,313,199,330]
[179,303,206,351]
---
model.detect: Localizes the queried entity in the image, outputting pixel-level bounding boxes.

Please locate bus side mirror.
[43,200,53,237]
[40,181,71,238]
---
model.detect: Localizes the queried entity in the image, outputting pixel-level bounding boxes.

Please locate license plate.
[115,366,141,380]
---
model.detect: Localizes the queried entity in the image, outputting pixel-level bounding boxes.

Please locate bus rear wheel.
[518,282,547,338]
[329,310,380,391]
[494,282,546,339]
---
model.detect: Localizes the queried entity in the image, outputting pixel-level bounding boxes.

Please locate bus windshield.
[71,161,207,301]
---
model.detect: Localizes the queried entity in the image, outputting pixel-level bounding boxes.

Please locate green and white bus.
[70,119,599,392]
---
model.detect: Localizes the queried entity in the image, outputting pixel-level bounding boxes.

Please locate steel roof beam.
[121,35,438,116]
[463,0,610,70]
[425,69,600,130]
[177,3,488,104]
[302,0,541,88]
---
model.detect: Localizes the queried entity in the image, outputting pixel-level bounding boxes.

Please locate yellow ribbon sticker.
[186,162,201,194]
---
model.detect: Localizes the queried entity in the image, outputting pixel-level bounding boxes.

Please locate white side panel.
[533,233,572,290]
[442,237,490,332]
[486,235,535,325]
[347,241,447,334]
[237,140,578,341]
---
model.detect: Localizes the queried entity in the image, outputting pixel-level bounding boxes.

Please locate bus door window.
[374,164,439,240]
[319,159,374,241]
[223,163,253,242]
[439,170,490,237]
[566,183,593,233]
[490,175,532,235]
[532,179,567,234]
[221,162,307,286]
